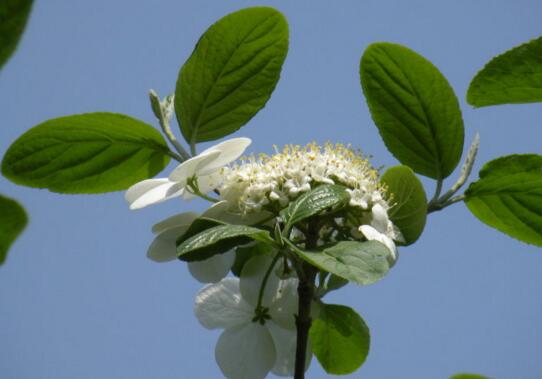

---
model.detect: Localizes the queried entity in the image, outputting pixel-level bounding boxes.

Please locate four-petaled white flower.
[125,137,251,210]
[194,255,311,379]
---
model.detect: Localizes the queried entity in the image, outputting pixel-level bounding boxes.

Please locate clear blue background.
[1,1,541,378]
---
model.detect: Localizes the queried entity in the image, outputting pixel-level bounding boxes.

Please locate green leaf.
[309,304,370,375]
[231,242,274,276]
[465,154,542,246]
[467,36,542,107]
[0,194,28,265]
[177,217,226,245]
[177,224,276,261]
[1,113,171,193]
[360,42,464,179]
[280,185,350,230]
[381,165,427,245]
[175,6,289,144]
[287,240,391,285]
[450,374,490,379]
[0,0,33,70]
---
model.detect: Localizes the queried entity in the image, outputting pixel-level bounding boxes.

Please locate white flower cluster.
[127,138,403,264]
[125,138,403,379]
[220,142,388,214]
[218,142,403,258]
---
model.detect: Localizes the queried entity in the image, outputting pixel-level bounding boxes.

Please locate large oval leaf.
[0,194,28,265]
[287,240,391,286]
[467,36,542,107]
[175,6,289,144]
[177,224,275,261]
[280,184,350,230]
[0,0,33,70]
[309,304,370,375]
[465,154,542,246]
[360,42,464,179]
[381,165,427,245]
[1,113,171,193]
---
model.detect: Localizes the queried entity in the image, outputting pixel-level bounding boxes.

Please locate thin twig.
[149,90,191,161]
[443,194,466,207]
[427,133,480,213]
[439,133,480,203]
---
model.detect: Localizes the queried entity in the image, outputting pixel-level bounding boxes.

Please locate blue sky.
[1,1,541,378]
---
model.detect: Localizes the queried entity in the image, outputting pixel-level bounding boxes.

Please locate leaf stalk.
[428,133,480,213]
